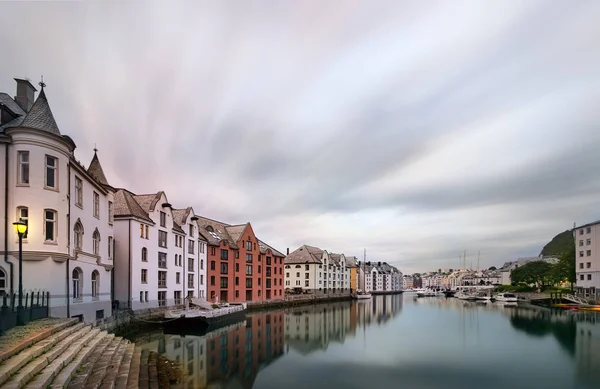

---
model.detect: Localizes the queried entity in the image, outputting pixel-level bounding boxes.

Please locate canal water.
[129,294,600,389]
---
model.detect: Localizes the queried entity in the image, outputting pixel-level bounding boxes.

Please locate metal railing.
[0,291,50,335]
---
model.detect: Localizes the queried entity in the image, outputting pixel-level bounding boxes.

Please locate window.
[72,268,82,301]
[246,254,252,263]
[176,272,180,284]
[200,274,204,285]
[258,265,261,273]
[17,207,29,239]
[174,291,182,305]
[189,258,195,272]
[580,274,585,280]
[141,269,148,283]
[108,237,113,259]
[286,272,289,277]
[210,276,215,286]
[210,261,216,270]
[201,259,204,270]
[235,276,239,286]
[246,265,252,276]
[142,247,147,262]
[140,291,144,302]
[218,276,227,289]
[200,242,205,253]
[587,227,592,234]
[0,269,5,296]
[588,274,592,281]
[74,222,83,250]
[158,231,167,248]
[158,271,167,288]
[160,211,166,227]
[580,251,584,257]
[246,241,252,251]
[246,278,252,288]
[267,279,271,288]
[296,272,300,277]
[587,262,592,268]
[44,209,57,242]
[178,254,182,266]
[221,262,228,274]
[267,256,271,265]
[188,274,194,288]
[586,239,592,245]
[158,291,166,306]
[108,201,114,224]
[91,271,99,299]
[140,224,144,238]
[189,224,194,237]
[221,249,228,260]
[587,250,592,256]
[145,225,149,239]
[188,239,194,254]
[580,229,584,235]
[75,177,83,206]
[266,267,271,277]
[305,280,309,287]
[305,273,309,279]
[580,240,584,247]
[305,264,309,271]
[93,192,100,218]
[45,155,58,189]
[92,230,101,255]
[158,252,167,269]
[17,151,29,185]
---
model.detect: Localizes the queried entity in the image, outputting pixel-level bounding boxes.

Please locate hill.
[540,230,574,256]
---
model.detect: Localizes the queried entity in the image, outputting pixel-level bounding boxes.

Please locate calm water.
[130,294,600,389]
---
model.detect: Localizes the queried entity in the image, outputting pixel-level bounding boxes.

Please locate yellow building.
[346,256,359,292]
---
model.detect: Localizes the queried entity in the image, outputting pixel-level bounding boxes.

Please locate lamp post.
[13,219,27,326]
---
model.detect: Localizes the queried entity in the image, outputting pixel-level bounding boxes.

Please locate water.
[130,294,600,389]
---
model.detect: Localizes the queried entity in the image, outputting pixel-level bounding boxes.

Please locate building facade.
[358,262,403,294]
[0,78,112,322]
[574,221,600,301]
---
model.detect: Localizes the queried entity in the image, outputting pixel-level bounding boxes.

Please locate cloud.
[1,0,600,273]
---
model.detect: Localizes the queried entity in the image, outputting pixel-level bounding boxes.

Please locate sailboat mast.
[463,250,466,270]
[477,250,480,272]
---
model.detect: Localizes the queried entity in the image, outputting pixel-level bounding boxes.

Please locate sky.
[1,0,600,274]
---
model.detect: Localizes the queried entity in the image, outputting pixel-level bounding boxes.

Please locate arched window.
[142,247,147,262]
[0,268,6,297]
[92,229,101,255]
[72,268,83,301]
[74,221,84,250]
[91,271,99,299]
[206,225,214,232]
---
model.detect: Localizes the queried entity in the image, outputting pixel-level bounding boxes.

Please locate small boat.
[164,297,247,332]
[356,292,372,300]
[417,289,437,297]
[494,293,518,302]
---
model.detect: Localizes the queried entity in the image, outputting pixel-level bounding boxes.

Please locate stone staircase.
[0,319,139,389]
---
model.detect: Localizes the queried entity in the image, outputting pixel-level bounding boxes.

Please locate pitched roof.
[87,151,109,186]
[225,224,247,243]
[345,256,358,268]
[172,208,191,225]
[172,221,185,234]
[113,189,154,223]
[133,192,164,213]
[0,92,26,131]
[258,239,285,257]
[285,245,323,264]
[19,87,61,135]
[195,215,239,248]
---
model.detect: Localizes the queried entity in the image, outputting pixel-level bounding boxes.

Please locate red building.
[196,217,285,302]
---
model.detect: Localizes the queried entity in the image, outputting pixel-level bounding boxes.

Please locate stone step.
[65,334,115,389]
[147,352,158,389]
[1,324,92,389]
[125,347,141,389]
[17,327,99,389]
[0,322,86,387]
[0,318,80,364]
[45,330,109,389]
[98,339,129,389]
[82,337,124,389]
[138,349,150,389]
[114,342,135,389]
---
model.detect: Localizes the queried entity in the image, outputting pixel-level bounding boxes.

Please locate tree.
[550,249,576,290]
[510,261,553,287]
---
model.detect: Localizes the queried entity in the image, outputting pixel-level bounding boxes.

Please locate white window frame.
[17,151,29,185]
[108,201,114,224]
[108,236,113,259]
[92,229,101,255]
[91,271,99,299]
[141,269,148,284]
[44,209,57,242]
[72,268,82,301]
[16,206,29,240]
[74,221,84,250]
[44,155,58,190]
[93,192,100,218]
[75,176,83,207]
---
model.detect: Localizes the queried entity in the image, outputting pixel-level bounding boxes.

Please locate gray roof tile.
[19,88,61,135]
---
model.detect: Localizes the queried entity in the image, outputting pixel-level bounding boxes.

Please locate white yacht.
[494,293,518,302]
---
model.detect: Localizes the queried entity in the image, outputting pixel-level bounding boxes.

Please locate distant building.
[358,262,403,293]
[402,275,414,289]
[498,256,558,285]
[574,221,600,301]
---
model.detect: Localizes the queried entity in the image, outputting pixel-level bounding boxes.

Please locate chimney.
[14,78,37,112]
[286,248,289,255]
[378,261,381,266]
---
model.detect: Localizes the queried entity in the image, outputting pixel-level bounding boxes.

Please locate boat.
[353,248,372,300]
[164,297,247,332]
[494,293,518,302]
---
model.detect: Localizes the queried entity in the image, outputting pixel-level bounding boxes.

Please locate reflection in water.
[132,295,600,389]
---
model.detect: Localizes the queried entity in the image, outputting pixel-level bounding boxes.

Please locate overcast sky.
[2,1,600,274]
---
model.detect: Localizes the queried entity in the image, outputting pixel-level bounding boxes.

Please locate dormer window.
[206,225,214,232]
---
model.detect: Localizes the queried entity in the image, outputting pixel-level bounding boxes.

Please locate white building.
[0,78,113,322]
[402,275,414,290]
[113,190,206,310]
[284,245,351,295]
[574,221,600,301]
[358,262,403,293]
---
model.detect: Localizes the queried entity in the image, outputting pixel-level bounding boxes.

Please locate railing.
[0,291,50,335]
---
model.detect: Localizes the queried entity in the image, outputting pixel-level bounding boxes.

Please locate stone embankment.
[0,318,140,389]
[247,294,352,311]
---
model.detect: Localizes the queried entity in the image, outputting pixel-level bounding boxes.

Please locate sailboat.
[355,248,372,300]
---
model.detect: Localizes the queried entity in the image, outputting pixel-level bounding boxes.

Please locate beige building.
[574,221,600,301]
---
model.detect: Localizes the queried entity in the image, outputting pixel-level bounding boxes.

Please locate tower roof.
[87,149,109,186]
[20,86,61,135]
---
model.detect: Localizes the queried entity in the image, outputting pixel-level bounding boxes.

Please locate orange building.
[196,217,285,303]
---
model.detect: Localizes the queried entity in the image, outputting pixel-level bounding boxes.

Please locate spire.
[20,78,61,135]
[87,148,109,186]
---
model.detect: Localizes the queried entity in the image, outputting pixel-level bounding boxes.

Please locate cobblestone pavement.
[0,317,68,352]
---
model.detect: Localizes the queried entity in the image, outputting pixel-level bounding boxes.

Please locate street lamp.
[13,219,27,326]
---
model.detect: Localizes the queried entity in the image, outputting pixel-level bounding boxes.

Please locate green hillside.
[540,230,574,256]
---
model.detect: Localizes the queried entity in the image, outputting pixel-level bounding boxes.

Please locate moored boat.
[494,293,518,302]
[164,297,247,333]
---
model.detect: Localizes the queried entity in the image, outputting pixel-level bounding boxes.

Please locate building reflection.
[285,295,403,354]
